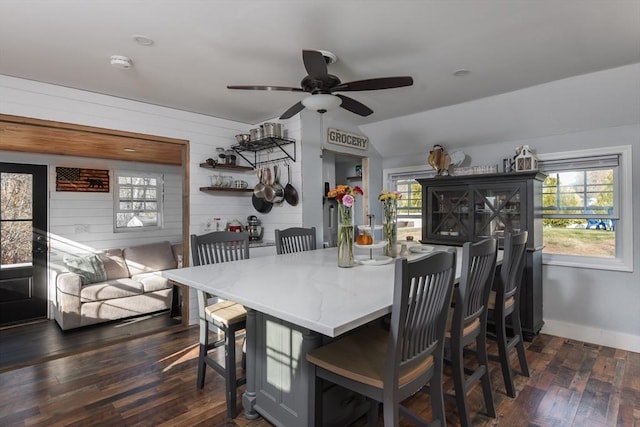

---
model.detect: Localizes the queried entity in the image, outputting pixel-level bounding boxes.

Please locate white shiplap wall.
[0,75,307,325]
[50,168,182,260]
[189,117,304,237]
[0,151,183,270]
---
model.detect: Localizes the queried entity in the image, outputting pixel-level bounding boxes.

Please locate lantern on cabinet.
[515,145,538,171]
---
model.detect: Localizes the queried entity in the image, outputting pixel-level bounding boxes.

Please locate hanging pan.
[284,163,299,206]
[253,166,266,198]
[270,165,285,204]
[252,193,273,213]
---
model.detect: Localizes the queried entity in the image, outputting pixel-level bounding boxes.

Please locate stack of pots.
[249,122,285,142]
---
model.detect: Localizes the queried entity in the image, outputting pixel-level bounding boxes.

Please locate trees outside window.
[539,145,632,272]
[394,179,423,241]
[542,169,615,257]
[1,173,33,266]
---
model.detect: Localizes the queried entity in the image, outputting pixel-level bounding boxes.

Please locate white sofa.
[54,241,182,330]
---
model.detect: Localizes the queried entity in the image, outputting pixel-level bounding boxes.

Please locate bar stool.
[445,238,497,427]
[307,250,457,426]
[487,231,530,397]
[190,231,249,419]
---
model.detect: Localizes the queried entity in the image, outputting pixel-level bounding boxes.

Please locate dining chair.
[445,238,497,427]
[275,226,317,254]
[306,249,457,426]
[486,231,530,398]
[190,231,250,419]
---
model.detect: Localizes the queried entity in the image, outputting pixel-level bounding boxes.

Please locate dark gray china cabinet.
[417,171,547,340]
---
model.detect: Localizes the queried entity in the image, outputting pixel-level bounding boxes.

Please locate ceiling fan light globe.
[302,94,342,113]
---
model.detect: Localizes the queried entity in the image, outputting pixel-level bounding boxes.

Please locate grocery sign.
[327,128,368,151]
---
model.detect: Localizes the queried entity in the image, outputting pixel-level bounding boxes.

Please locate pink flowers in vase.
[327,184,364,207]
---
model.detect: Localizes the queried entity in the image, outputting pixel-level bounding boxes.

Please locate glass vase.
[383,199,398,257]
[337,203,355,268]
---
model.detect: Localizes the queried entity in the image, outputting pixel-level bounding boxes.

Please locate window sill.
[543,254,633,273]
[114,226,162,233]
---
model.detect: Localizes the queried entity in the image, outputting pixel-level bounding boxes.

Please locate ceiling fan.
[227,49,414,119]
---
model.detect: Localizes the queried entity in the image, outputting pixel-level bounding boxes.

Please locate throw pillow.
[63,254,107,285]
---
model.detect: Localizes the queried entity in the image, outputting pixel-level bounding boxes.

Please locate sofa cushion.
[131,272,173,293]
[63,254,107,285]
[123,241,177,276]
[80,278,143,303]
[100,249,130,280]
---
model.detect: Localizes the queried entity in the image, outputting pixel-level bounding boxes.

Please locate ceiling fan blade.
[227,85,304,92]
[332,76,413,92]
[279,101,305,120]
[302,50,328,80]
[336,94,373,117]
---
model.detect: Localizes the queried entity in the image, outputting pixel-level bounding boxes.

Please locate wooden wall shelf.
[199,187,253,193]
[199,163,253,172]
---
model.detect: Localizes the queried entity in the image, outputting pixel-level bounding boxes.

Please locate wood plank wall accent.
[0,113,192,326]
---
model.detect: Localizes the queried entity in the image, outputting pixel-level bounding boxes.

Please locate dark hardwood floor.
[0,311,182,373]
[0,325,638,426]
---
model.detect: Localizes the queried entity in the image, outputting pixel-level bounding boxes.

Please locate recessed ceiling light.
[123,148,136,152]
[453,69,470,77]
[110,55,133,69]
[132,35,154,46]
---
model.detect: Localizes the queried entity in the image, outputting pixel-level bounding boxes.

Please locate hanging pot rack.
[231,136,296,168]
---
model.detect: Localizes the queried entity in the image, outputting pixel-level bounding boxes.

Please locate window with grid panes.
[114,172,163,231]
[538,145,632,272]
[387,167,435,241]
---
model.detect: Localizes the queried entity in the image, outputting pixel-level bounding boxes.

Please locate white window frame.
[538,145,633,272]
[383,165,434,230]
[113,171,164,232]
[383,165,435,189]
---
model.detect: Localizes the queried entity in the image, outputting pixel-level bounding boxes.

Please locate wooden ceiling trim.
[0,114,187,166]
[0,114,186,145]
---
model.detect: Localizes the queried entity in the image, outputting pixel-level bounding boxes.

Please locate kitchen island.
[162,245,483,426]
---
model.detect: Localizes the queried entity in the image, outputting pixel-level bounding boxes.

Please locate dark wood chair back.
[390,249,457,378]
[500,231,528,301]
[456,238,498,326]
[275,227,317,254]
[191,231,250,266]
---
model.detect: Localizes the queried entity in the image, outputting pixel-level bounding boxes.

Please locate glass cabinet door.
[473,185,523,239]
[427,187,471,239]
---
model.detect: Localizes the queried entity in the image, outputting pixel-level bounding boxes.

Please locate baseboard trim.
[541,319,640,353]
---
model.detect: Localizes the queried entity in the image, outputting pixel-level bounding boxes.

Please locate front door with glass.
[0,162,48,325]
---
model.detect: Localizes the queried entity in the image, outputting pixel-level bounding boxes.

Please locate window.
[114,172,163,231]
[386,166,435,242]
[538,145,632,272]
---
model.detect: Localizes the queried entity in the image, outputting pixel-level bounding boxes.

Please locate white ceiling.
[0,1,639,128]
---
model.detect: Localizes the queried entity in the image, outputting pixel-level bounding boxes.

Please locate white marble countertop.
[163,245,499,337]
